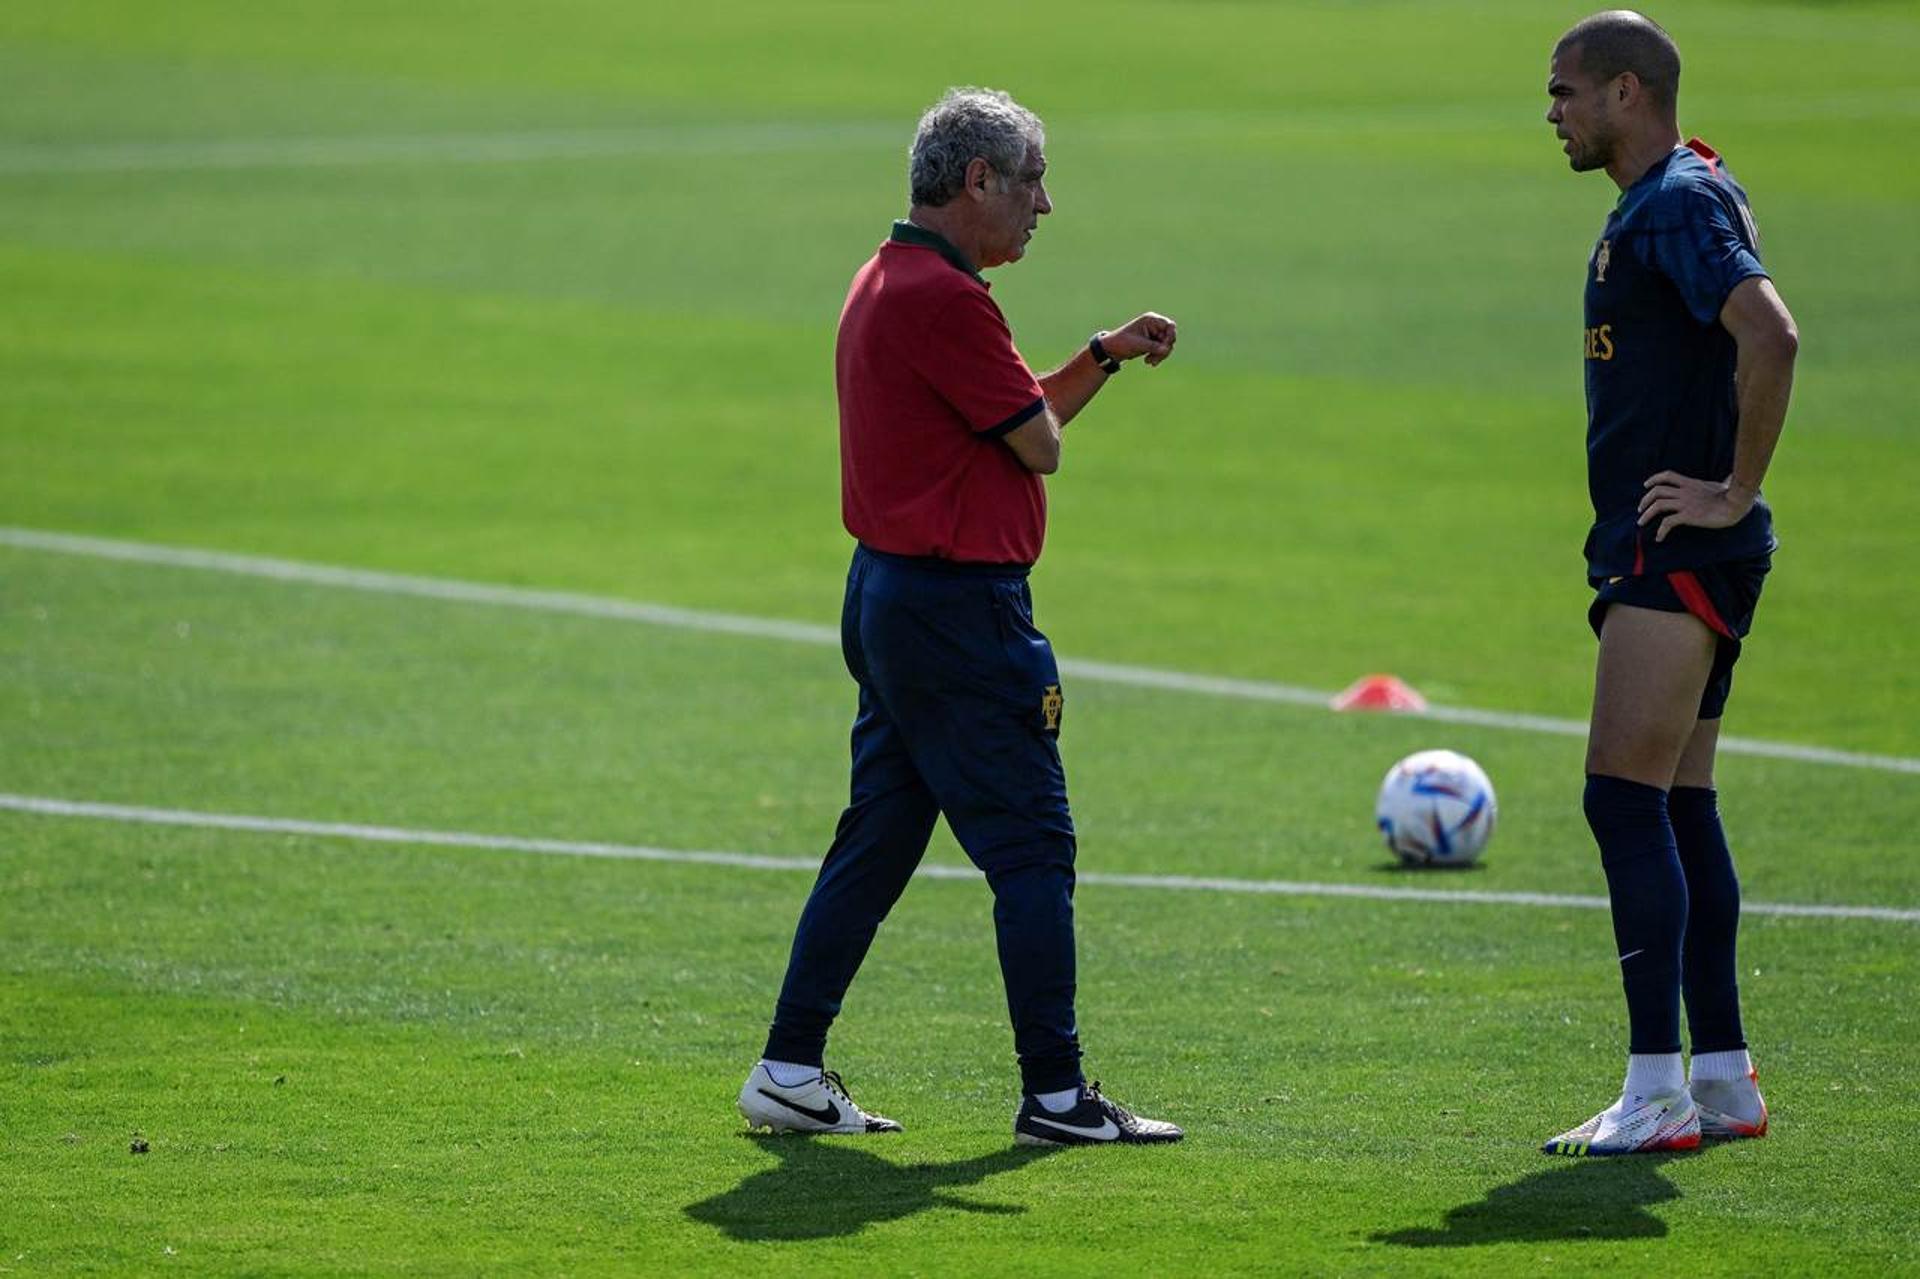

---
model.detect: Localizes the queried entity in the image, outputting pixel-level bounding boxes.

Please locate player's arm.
[1639,276,1798,541]
[915,287,1066,474]
[1037,312,1179,427]
[1721,276,1799,501]
[1001,403,1062,474]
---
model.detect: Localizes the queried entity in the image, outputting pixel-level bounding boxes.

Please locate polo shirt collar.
[890,220,984,284]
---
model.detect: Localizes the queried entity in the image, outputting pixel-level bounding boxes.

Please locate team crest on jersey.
[1593,239,1612,283]
[1041,684,1063,733]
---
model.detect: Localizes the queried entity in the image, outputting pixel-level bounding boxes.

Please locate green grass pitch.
[3,1,1917,1273]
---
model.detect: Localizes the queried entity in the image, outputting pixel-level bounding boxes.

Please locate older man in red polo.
[736,87,1184,1146]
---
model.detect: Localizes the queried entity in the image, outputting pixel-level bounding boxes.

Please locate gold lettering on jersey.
[1041,684,1063,732]
[1594,239,1612,283]
[1584,325,1615,361]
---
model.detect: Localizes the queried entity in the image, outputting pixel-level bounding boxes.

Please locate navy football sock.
[1584,775,1688,1055]
[1669,785,1747,1053]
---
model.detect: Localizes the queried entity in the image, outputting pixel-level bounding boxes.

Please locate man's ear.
[964,156,995,201]
[1613,71,1641,106]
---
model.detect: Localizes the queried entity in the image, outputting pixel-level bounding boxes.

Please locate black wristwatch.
[1088,331,1121,375]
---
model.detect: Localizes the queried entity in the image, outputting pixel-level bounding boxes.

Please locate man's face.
[977,145,1052,268]
[1546,45,1618,173]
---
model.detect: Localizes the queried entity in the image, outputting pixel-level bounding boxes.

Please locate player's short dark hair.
[1557,10,1682,112]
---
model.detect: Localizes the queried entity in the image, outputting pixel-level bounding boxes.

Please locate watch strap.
[1089,331,1121,374]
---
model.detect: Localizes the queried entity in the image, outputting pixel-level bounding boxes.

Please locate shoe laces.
[1084,1081,1136,1123]
[820,1069,853,1103]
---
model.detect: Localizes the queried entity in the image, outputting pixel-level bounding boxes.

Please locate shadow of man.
[1372,1153,1688,1248]
[685,1136,1057,1242]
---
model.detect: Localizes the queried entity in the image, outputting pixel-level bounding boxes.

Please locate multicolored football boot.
[1690,1070,1769,1139]
[1542,1089,1701,1156]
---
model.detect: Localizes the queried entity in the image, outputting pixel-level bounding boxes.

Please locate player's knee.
[1584,737,1683,790]
[1583,773,1671,857]
[1667,783,1720,827]
[984,841,1076,905]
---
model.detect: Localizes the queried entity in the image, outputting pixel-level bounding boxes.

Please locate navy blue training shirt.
[1582,138,1777,577]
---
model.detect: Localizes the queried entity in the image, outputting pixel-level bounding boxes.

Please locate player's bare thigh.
[1587,603,1719,788]
[1673,716,1721,790]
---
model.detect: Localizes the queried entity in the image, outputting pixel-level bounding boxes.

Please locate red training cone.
[1330,674,1429,713]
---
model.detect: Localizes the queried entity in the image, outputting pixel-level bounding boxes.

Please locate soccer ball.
[1375,749,1497,866]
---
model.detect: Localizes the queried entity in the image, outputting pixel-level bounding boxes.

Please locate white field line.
[6,526,1916,776]
[5,794,1916,924]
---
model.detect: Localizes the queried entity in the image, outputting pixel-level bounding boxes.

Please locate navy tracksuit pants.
[762,545,1083,1095]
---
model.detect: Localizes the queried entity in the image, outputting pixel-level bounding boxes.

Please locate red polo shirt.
[837,222,1049,564]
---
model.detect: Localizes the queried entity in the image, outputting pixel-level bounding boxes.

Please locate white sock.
[1689,1048,1753,1083]
[1622,1052,1685,1100]
[759,1058,822,1088]
[1035,1086,1082,1114]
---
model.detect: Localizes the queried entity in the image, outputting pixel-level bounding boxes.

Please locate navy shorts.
[1588,555,1771,720]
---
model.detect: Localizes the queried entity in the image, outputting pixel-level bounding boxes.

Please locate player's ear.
[1614,71,1639,106]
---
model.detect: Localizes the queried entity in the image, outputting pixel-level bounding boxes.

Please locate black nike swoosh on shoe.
[757,1089,840,1125]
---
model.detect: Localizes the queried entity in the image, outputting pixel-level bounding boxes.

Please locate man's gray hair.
[908,87,1044,208]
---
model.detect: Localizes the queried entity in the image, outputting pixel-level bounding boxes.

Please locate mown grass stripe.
[2,94,1912,176]
[0,122,904,175]
[4,793,1916,923]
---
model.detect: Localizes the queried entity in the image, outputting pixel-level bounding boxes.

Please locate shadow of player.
[685,1135,1057,1242]
[1372,1152,1690,1248]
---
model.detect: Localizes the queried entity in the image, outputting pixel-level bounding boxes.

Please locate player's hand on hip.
[1103,312,1178,367]
[1638,471,1756,542]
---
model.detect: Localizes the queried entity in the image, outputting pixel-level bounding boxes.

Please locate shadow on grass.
[1373,859,1488,875]
[1373,1153,1690,1248]
[685,1135,1057,1242]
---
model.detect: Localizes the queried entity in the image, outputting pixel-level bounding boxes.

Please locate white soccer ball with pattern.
[1375,749,1497,866]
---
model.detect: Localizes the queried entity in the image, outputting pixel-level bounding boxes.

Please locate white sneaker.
[1691,1069,1769,1139]
[736,1064,903,1135]
[1542,1089,1701,1157]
